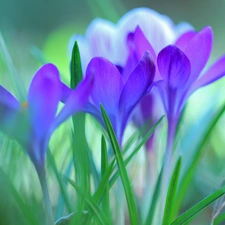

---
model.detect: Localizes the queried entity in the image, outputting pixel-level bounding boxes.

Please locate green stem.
[36,165,54,225]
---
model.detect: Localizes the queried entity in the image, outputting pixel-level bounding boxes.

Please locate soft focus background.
[1,0,225,80]
[0,1,225,225]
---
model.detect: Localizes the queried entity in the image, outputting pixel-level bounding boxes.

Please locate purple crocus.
[69,8,193,152]
[82,51,155,145]
[156,26,225,161]
[0,63,93,169]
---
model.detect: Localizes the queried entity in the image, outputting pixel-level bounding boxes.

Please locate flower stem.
[36,164,54,225]
[160,117,177,222]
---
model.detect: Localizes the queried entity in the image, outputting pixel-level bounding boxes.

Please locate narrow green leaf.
[101,135,111,221]
[100,104,138,225]
[144,166,163,225]
[171,185,225,225]
[162,157,182,225]
[110,116,164,187]
[70,41,91,214]
[93,115,164,208]
[0,167,39,225]
[176,103,225,214]
[47,150,73,214]
[30,46,47,64]
[122,130,139,154]
[71,115,91,211]
[64,176,110,225]
[93,158,116,202]
[0,32,26,101]
[125,116,164,165]
[55,159,73,219]
[71,41,83,89]
[214,211,225,225]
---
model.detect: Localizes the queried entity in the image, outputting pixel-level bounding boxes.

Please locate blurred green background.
[1,0,225,81]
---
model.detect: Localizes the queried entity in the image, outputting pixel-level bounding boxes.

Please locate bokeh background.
[1,0,225,81]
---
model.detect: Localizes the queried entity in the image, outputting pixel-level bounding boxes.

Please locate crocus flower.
[156,26,225,158]
[69,8,192,151]
[82,51,155,145]
[0,63,93,169]
[70,7,192,73]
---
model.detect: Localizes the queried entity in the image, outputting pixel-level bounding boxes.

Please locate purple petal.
[27,63,61,141]
[175,31,196,51]
[184,26,213,85]
[132,92,155,127]
[189,55,225,94]
[119,51,155,118]
[86,57,123,115]
[134,26,156,62]
[134,26,162,81]
[0,85,20,136]
[157,45,191,90]
[114,8,177,66]
[0,85,20,110]
[53,74,94,130]
[155,80,169,114]
[60,82,72,103]
[121,32,139,82]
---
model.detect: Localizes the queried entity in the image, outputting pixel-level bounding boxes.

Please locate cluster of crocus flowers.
[1,6,225,225]
[70,7,225,162]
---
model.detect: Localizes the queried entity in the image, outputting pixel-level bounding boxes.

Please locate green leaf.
[92,115,164,208]
[0,167,39,225]
[100,104,138,225]
[70,41,91,214]
[162,157,182,225]
[214,211,225,225]
[171,185,225,225]
[101,135,111,221]
[175,103,225,215]
[144,166,163,225]
[70,41,83,89]
[47,150,73,216]
[122,130,139,155]
[125,116,164,165]
[0,32,26,101]
[109,116,164,188]
[64,176,110,225]
[93,158,116,202]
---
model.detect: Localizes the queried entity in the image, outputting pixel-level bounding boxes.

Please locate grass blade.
[47,150,73,215]
[70,40,91,213]
[109,116,164,188]
[144,166,163,225]
[64,176,110,225]
[175,103,225,215]
[70,41,83,89]
[162,157,182,225]
[93,116,163,206]
[213,211,225,225]
[171,186,225,225]
[0,167,39,225]
[0,31,26,101]
[100,104,138,225]
[101,135,111,221]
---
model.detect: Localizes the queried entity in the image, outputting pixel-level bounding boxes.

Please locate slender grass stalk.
[160,116,178,224]
[35,164,54,225]
[0,31,26,101]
